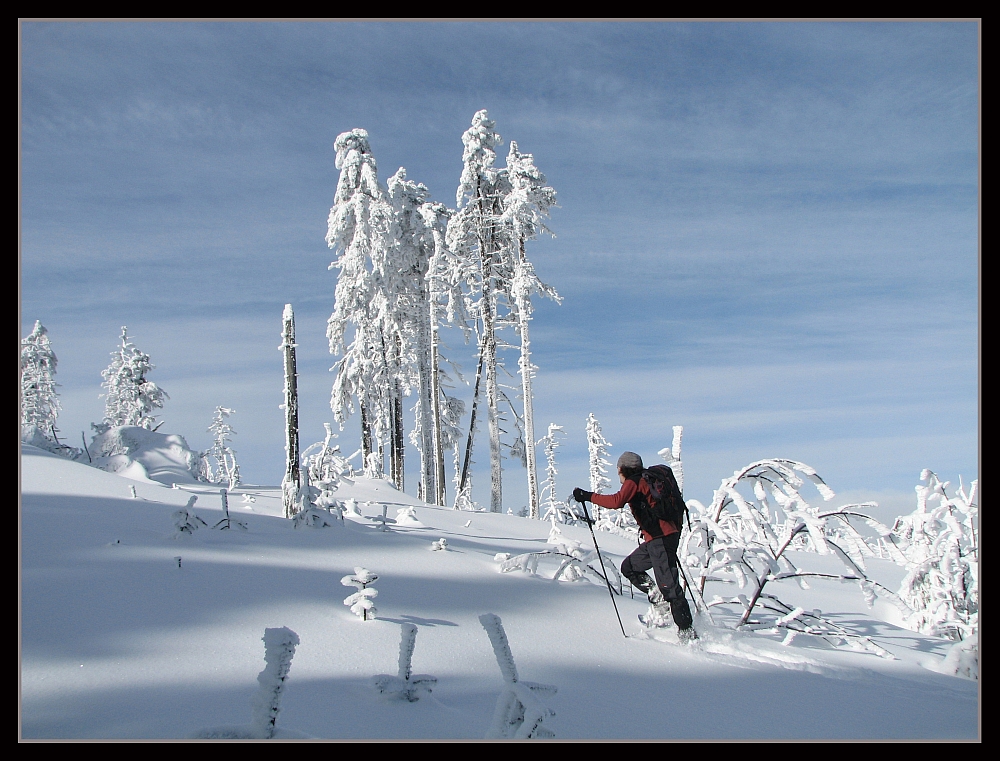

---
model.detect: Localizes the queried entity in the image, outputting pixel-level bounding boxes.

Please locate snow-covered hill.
[20,445,978,739]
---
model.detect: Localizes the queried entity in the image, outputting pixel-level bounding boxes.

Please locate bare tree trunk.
[430,327,446,505]
[457,342,484,505]
[280,304,300,519]
[360,401,372,472]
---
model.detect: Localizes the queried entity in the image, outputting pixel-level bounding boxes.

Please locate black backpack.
[634,464,687,536]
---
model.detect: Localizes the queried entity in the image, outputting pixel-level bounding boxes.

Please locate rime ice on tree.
[98,327,168,431]
[586,413,614,522]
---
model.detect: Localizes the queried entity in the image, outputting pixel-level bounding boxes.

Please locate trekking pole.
[575,498,628,638]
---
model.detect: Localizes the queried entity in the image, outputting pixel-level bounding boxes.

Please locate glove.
[573,487,593,504]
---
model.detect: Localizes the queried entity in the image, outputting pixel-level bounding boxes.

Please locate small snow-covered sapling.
[372,623,438,701]
[129,484,137,499]
[479,613,557,739]
[342,567,379,621]
[368,504,396,532]
[249,626,300,739]
[430,538,448,551]
[172,496,207,537]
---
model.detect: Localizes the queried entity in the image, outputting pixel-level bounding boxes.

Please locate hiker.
[573,451,698,641]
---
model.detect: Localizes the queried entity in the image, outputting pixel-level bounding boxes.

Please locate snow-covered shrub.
[99,327,168,431]
[430,538,448,551]
[249,627,300,738]
[479,613,557,739]
[498,520,622,592]
[372,623,438,701]
[395,506,424,527]
[892,470,978,641]
[172,497,207,537]
[934,633,978,680]
[88,425,210,484]
[342,567,378,621]
[206,407,241,489]
[683,458,904,657]
[302,423,354,493]
[292,505,337,529]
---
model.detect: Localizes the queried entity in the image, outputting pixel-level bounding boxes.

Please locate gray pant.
[621,533,694,629]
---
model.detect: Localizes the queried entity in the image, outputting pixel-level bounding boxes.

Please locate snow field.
[21,445,978,739]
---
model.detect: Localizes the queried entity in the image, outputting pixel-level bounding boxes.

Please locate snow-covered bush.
[172,497,207,537]
[430,538,448,551]
[342,567,378,621]
[372,623,438,701]
[302,423,354,491]
[498,519,622,592]
[479,613,557,739]
[87,425,210,485]
[98,327,168,431]
[683,458,903,657]
[292,505,338,529]
[206,407,241,489]
[891,470,978,641]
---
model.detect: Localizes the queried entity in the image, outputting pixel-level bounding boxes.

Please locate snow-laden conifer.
[207,406,240,489]
[502,142,560,519]
[586,413,614,523]
[447,111,512,512]
[538,423,568,522]
[20,320,63,448]
[342,567,378,621]
[326,128,396,479]
[99,327,168,431]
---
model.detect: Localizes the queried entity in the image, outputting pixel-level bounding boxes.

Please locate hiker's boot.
[626,572,655,595]
[677,626,699,644]
[646,586,665,606]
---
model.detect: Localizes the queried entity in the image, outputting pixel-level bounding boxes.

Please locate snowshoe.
[639,601,673,629]
[676,626,699,644]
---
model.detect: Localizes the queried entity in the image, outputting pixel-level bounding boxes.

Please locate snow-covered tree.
[893,470,978,641]
[538,423,568,522]
[326,128,397,480]
[586,413,614,522]
[20,320,62,448]
[502,142,560,519]
[207,406,240,489]
[342,567,379,621]
[98,327,168,431]
[658,425,685,496]
[447,111,513,513]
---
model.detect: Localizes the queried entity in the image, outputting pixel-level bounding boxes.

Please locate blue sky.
[20,21,979,516]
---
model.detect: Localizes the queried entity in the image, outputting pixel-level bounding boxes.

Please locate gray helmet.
[617,451,643,471]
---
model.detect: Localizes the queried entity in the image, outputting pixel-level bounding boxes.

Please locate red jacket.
[589,475,678,542]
